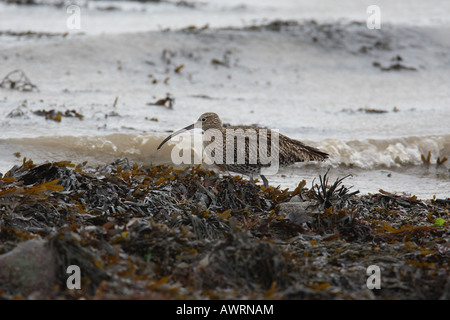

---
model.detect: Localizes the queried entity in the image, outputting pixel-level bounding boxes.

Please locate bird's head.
[196,112,222,131]
[157,112,223,150]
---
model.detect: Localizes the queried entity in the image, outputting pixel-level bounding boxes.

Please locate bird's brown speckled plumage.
[157,112,329,188]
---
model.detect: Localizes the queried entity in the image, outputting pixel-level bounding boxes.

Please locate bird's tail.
[288,138,329,162]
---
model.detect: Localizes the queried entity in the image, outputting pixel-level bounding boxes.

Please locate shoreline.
[1,132,449,199]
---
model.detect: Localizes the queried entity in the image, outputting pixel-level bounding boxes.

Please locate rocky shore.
[0,158,448,299]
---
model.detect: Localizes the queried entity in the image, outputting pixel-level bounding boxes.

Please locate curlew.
[157,112,329,188]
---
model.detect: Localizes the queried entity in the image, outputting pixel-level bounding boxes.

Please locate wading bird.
[157,112,328,188]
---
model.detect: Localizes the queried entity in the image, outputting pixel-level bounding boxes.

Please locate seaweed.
[421,151,448,166]
[0,159,449,299]
[197,231,289,291]
[372,61,418,72]
[49,230,110,294]
[174,64,184,73]
[310,170,359,209]
[0,70,38,92]
[211,51,232,68]
[146,93,175,109]
[32,109,84,122]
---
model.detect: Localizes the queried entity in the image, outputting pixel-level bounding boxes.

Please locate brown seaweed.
[32,109,84,122]
[0,70,38,92]
[0,159,449,299]
[146,93,175,109]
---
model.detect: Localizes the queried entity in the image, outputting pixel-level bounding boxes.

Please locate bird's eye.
[201,118,206,122]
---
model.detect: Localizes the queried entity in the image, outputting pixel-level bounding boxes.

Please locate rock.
[279,201,315,225]
[0,238,57,297]
[279,201,316,215]
[287,212,313,225]
[289,195,303,202]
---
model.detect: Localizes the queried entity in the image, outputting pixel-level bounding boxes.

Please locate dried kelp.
[0,159,449,299]
[0,70,38,92]
[146,93,175,109]
[49,231,110,294]
[32,109,84,122]
[196,231,289,291]
[372,61,418,71]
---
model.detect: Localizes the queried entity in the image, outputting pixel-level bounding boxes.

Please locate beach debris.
[360,107,388,114]
[146,93,175,109]
[372,61,417,72]
[174,64,184,73]
[421,151,448,167]
[0,70,39,92]
[0,159,448,299]
[211,51,232,68]
[421,151,432,165]
[341,107,389,114]
[97,5,120,11]
[6,105,29,118]
[197,231,288,291]
[437,156,448,166]
[175,1,197,9]
[0,30,73,38]
[32,109,84,122]
[182,23,209,32]
[5,0,38,5]
[190,94,218,100]
[162,49,176,65]
[50,230,111,295]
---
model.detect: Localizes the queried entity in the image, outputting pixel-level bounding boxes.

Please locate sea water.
[0,0,449,198]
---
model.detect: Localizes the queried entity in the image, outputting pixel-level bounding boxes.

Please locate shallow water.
[1,0,449,198]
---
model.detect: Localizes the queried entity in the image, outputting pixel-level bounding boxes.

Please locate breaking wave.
[320,134,450,169]
[1,133,449,174]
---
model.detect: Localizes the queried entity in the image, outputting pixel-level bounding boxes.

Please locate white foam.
[320,135,450,169]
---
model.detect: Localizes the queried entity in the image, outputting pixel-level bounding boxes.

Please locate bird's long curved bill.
[157,123,196,150]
